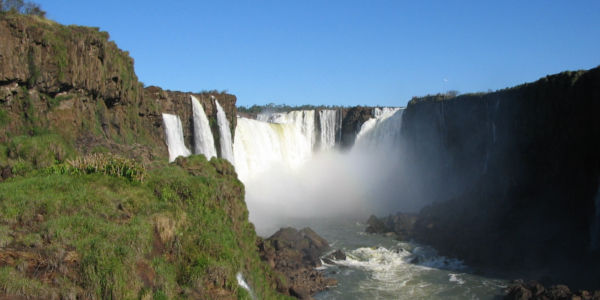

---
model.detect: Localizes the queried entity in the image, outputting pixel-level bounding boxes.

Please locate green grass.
[0,155,291,299]
[0,108,7,126]
[0,267,50,298]
[6,133,75,173]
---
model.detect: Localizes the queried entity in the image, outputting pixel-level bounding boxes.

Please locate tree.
[0,0,46,17]
[445,90,460,98]
[2,0,24,13]
[23,1,44,17]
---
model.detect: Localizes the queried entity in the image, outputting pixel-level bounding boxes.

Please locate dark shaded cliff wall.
[0,14,236,165]
[400,67,600,286]
[340,106,373,147]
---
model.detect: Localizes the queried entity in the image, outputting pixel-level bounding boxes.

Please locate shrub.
[7,133,74,170]
[46,153,146,182]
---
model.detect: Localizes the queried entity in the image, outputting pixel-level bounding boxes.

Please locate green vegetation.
[46,93,73,108]
[238,102,344,114]
[0,155,290,299]
[0,0,45,17]
[0,108,7,126]
[6,133,75,174]
[45,153,146,183]
[0,12,292,300]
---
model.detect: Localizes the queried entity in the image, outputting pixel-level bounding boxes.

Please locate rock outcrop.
[505,281,600,300]
[340,106,374,147]
[397,67,600,289]
[257,227,337,299]
[0,13,237,168]
[365,213,418,240]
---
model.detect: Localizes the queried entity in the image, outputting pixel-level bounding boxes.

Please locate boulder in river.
[257,227,338,299]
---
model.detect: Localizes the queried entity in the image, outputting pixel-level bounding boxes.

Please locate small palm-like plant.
[47,153,145,182]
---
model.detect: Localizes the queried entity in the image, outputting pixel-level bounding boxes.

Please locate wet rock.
[365,213,418,240]
[328,249,346,260]
[506,282,533,300]
[504,281,600,300]
[365,215,388,234]
[289,285,312,300]
[322,249,346,265]
[258,227,338,299]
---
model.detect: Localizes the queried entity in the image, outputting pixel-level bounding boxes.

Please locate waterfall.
[319,110,337,151]
[215,100,234,162]
[373,107,399,118]
[257,110,316,149]
[354,108,403,150]
[162,113,191,162]
[337,108,343,143]
[191,96,217,159]
[233,116,315,182]
[236,272,255,299]
[235,107,422,231]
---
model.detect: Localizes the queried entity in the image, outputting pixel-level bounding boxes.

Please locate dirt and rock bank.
[257,227,338,299]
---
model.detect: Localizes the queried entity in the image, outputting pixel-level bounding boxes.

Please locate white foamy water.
[354,107,403,150]
[191,96,217,159]
[162,113,191,162]
[234,112,316,182]
[319,110,337,151]
[270,218,507,300]
[215,100,234,162]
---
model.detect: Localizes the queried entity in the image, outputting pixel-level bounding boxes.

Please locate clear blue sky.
[36,0,600,107]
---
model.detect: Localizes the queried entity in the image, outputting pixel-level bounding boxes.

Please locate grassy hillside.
[0,154,290,299]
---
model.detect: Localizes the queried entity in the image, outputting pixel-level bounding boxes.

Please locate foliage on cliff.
[0,13,284,300]
[0,13,238,171]
[0,0,45,17]
[237,103,342,115]
[0,155,290,299]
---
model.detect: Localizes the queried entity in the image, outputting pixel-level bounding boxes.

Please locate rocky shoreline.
[505,281,600,300]
[366,213,600,299]
[257,227,339,299]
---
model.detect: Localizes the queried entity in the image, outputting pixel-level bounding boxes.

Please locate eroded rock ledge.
[505,281,600,300]
[257,227,338,299]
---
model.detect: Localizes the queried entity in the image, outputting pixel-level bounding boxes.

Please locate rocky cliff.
[0,13,288,300]
[399,67,600,288]
[0,13,237,170]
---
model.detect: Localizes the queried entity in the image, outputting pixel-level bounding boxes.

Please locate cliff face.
[400,67,600,286]
[0,13,285,300]
[340,106,373,147]
[144,87,237,158]
[0,13,237,168]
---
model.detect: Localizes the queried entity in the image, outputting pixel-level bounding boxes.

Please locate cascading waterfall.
[319,110,337,151]
[373,107,399,118]
[162,113,191,162]
[233,115,315,182]
[354,108,404,150]
[191,96,217,159]
[215,100,234,162]
[257,110,316,149]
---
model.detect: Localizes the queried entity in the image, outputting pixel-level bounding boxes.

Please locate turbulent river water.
[262,218,508,300]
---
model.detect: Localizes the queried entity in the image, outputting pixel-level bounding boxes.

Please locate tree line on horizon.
[0,0,45,17]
